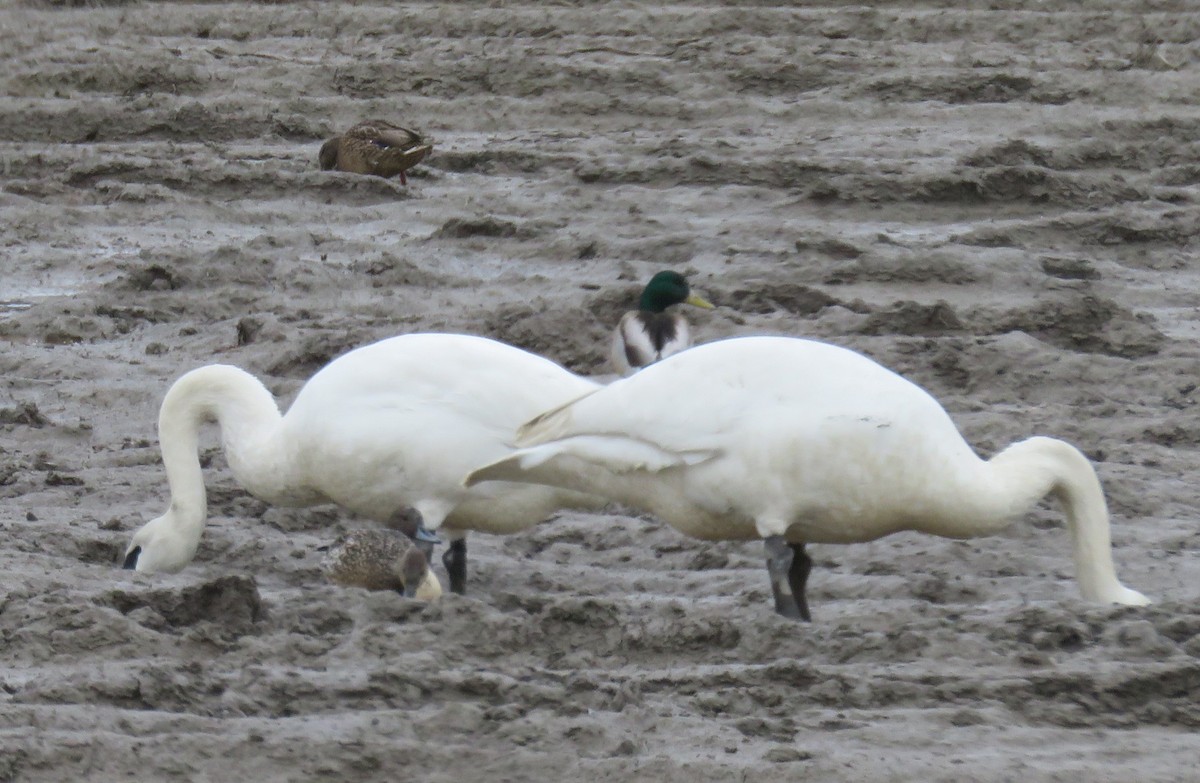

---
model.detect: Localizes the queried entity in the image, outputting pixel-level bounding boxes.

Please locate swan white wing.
[296,333,598,429]
[468,434,718,485]
[284,333,600,521]
[519,335,961,461]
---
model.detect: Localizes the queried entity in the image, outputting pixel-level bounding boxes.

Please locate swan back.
[127,334,601,575]
[281,333,601,529]
[484,336,981,535]
[469,336,1149,606]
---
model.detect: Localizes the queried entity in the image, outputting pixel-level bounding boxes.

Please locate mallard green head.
[639,271,715,313]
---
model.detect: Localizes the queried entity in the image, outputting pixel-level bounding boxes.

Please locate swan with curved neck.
[124,333,603,591]
[467,335,1150,619]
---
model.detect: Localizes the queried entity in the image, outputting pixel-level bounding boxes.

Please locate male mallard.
[318,120,432,184]
[611,271,714,376]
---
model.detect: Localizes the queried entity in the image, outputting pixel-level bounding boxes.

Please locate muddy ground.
[2,1,1200,780]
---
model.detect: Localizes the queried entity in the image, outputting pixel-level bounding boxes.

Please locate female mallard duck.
[122,333,603,595]
[611,271,714,376]
[318,120,432,184]
[467,336,1150,620]
[322,529,443,600]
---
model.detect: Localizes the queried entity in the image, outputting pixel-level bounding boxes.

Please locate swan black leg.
[764,535,806,621]
[442,538,467,595]
[787,543,813,622]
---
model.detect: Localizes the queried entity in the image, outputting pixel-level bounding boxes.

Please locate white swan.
[466,335,1150,619]
[611,271,713,376]
[123,333,602,593]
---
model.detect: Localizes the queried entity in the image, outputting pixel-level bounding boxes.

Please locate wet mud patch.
[100,575,266,638]
[864,72,1077,105]
[1052,209,1200,249]
[482,302,608,373]
[11,660,226,715]
[1011,664,1200,729]
[349,253,462,289]
[823,251,980,286]
[5,0,1200,779]
[8,55,210,99]
[432,216,540,241]
[0,403,49,428]
[990,294,1164,359]
[1040,256,1101,281]
[721,283,838,317]
[264,330,374,378]
[858,300,964,337]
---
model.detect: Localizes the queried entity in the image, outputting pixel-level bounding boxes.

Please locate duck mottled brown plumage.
[319,120,433,184]
[322,529,443,600]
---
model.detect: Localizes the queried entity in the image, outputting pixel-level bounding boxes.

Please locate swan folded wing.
[465,434,718,487]
[515,388,604,445]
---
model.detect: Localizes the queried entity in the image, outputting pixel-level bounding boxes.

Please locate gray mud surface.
[2,1,1200,781]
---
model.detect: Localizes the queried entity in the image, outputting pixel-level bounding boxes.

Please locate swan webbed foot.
[764,535,810,622]
[443,538,467,594]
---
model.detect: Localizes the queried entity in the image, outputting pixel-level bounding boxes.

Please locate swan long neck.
[156,365,286,543]
[983,436,1131,603]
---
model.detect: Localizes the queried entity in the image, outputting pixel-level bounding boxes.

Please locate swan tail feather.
[465,435,717,489]
[515,390,601,445]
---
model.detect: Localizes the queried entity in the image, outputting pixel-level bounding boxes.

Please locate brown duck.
[319,120,433,184]
[321,528,443,600]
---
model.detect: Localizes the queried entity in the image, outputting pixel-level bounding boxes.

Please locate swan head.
[122,511,200,574]
[1108,585,1152,607]
[640,271,714,313]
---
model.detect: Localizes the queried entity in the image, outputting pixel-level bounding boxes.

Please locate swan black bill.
[413,524,442,545]
[122,546,141,570]
[411,523,442,561]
